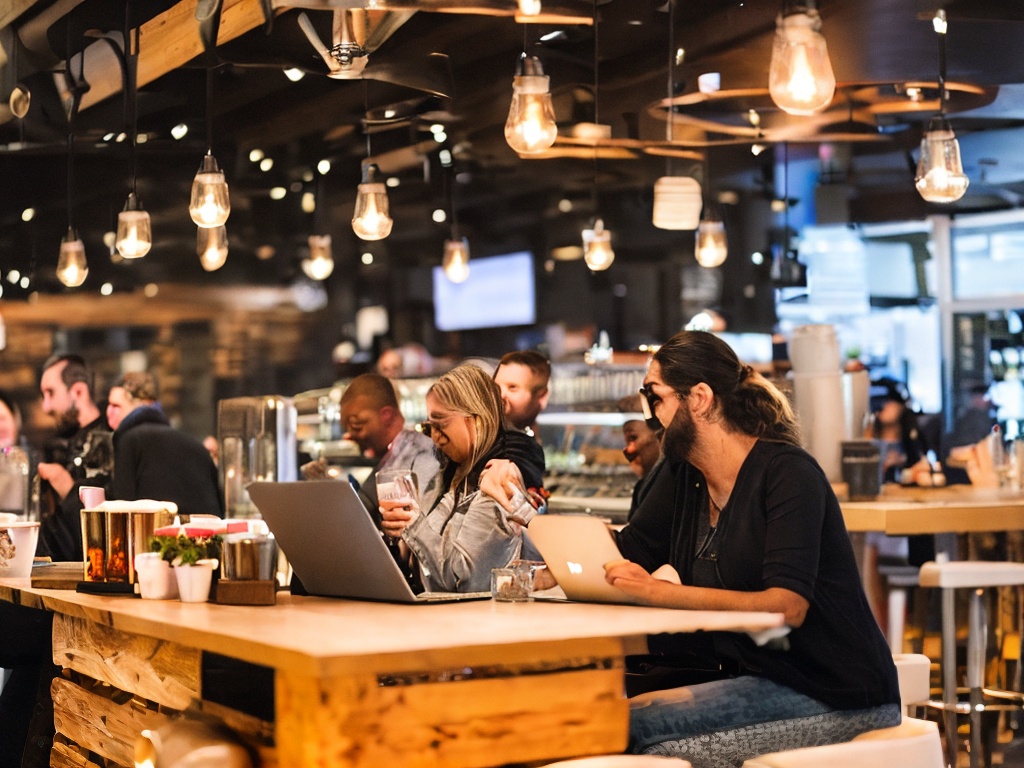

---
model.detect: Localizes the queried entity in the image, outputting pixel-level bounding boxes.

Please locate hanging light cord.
[665,0,675,177]
[364,80,372,161]
[935,9,947,116]
[783,141,790,256]
[126,0,140,195]
[591,0,599,213]
[205,67,214,153]
[66,20,87,232]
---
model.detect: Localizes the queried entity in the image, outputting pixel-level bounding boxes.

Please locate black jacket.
[112,406,223,517]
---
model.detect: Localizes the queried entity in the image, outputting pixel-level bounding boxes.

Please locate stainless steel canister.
[222,533,278,580]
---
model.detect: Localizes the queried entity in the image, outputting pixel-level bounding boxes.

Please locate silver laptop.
[527,514,642,605]
[247,480,489,604]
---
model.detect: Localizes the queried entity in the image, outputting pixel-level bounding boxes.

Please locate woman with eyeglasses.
[379,364,538,593]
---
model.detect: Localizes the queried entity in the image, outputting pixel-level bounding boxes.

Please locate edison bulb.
[196,225,228,271]
[442,237,471,283]
[115,193,152,259]
[768,8,836,116]
[695,213,728,268]
[505,55,557,154]
[352,165,393,241]
[915,116,969,203]
[302,234,334,280]
[582,219,615,271]
[57,228,88,287]
[189,152,231,227]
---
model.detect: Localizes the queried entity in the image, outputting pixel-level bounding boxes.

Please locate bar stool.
[919,560,1024,768]
[539,757,689,767]
[878,562,921,651]
[893,652,933,715]
[739,718,943,768]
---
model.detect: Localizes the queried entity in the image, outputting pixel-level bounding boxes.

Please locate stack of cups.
[789,325,844,481]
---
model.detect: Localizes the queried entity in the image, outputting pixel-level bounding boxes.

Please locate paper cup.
[0,521,40,579]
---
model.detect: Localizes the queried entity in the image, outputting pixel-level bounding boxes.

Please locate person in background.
[202,435,220,467]
[379,364,539,593]
[867,377,929,483]
[606,331,899,765]
[36,354,113,562]
[105,371,157,431]
[0,390,22,450]
[107,372,222,517]
[617,394,664,519]
[494,350,551,438]
[338,372,442,518]
[376,347,404,379]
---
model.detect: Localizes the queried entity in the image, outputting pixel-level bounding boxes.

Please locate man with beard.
[36,354,113,561]
[605,331,900,768]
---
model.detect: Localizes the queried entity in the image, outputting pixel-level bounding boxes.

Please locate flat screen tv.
[432,251,536,331]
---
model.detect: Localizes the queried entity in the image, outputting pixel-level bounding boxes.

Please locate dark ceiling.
[2,0,1024,298]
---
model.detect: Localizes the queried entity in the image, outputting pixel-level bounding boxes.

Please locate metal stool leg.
[942,586,960,768]
[967,588,987,768]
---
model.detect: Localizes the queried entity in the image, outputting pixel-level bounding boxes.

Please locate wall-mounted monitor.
[432,251,536,331]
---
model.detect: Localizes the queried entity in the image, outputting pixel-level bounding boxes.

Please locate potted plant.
[149,532,222,603]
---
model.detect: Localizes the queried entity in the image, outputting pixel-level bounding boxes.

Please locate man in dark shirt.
[36,354,113,561]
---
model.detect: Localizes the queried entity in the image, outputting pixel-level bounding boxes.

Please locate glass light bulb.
[652,176,704,230]
[768,8,836,116]
[196,225,228,271]
[518,0,541,14]
[915,116,969,203]
[582,219,615,271]
[57,228,88,287]
[189,152,231,227]
[352,179,393,240]
[302,234,335,280]
[695,212,728,268]
[442,237,471,283]
[505,56,557,154]
[115,194,152,259]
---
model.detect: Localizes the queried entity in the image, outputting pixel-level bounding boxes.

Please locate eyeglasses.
[638,383,661,422]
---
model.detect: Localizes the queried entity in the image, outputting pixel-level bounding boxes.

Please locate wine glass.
[375,469,419,540]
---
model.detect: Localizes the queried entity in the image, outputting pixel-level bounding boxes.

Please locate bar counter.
[840,484,1024,535]
[0,578,784,768]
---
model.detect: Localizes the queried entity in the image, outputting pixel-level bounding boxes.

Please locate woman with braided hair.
[605,330,900,767]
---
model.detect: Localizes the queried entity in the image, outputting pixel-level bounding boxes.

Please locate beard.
[54,403,81,438]
[662,403,697,463]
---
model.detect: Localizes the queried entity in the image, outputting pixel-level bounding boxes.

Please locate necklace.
[708,495,722,527]
[696,494,722,560]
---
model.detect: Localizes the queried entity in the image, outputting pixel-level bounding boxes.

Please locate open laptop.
[527,514,642,605]
[247,480,489,604]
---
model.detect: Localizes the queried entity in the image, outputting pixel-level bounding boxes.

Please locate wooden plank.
[200,699,278,768]
[52,613,201,711]
[136,0,268,89]
[275,664,625,768]
[50,740,115,768]
[52,677,172,767]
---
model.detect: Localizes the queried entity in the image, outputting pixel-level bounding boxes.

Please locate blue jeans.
[629,675,901,768]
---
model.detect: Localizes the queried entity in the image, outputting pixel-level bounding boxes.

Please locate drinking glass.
[375,469,420,539]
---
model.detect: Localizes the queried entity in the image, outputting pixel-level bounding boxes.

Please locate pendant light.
[189,69,230,227]
[196,225,227,271]
[517,0,542,16]
[352,95,393,241]
[302,235,334,280]
[505,52,557,154]
[653,0,702,231]
[694,154,727,268]
[695,208,728,268]
[582,218,614,271]
[582,1,614,272]
[115,4,152,259]
[57,33,87,288]
[441,163,470,283]
[303,172,334,279]
[768,0,836,116]
[352,163,392,241]
[915,10,968,204]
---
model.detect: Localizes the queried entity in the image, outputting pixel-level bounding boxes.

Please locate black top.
[37,417,114,562]
[617,440,900,711]
[111,406,223,517]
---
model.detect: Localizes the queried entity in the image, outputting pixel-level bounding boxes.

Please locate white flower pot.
[135,553,179,600]
[173,559,218,603]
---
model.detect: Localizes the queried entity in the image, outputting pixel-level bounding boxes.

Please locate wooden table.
[0,580,784,768]
[841,486,1024,535]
